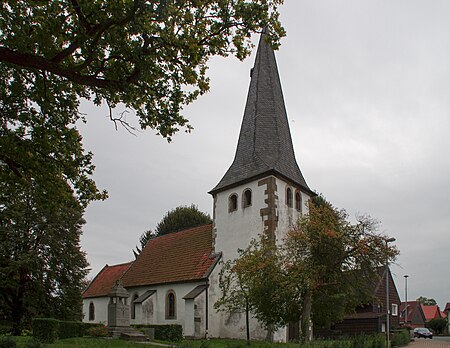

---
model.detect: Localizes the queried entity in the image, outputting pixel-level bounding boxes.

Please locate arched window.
[89,302,95,321]
[166,290,176,320]
[228,194,238,212]
[243,189,252,208]
[131,293,139,319]
[286,187,293,207]
[295,191,302,212]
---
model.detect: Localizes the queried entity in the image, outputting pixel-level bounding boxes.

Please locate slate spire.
[210,30,312,194]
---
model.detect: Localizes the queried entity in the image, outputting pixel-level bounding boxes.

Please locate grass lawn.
[10,337,305,348]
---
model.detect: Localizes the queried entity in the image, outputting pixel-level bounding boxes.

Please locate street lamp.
[404,275,409,324]
[385,237,396,348]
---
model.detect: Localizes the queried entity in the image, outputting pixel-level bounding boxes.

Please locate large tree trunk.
[300,291,312,345]
[265,324,274,342]
[11,268,28,335]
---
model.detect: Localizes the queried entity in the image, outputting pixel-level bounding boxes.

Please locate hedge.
[132,324,183,341]
[32,318,105,342]
[391,330,410,347]
[32,318,59,343]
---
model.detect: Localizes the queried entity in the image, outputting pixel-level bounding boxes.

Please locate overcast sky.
[78,0,450,308]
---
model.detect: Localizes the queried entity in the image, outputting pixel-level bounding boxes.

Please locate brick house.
[400,301,426,328]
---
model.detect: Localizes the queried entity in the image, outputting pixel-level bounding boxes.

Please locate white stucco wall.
[214,180,267,262]
[82,297,109,324]
[211,175,313,342]
[127,281,208,337]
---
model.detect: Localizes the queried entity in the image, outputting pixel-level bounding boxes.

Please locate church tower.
[210,30,315,262]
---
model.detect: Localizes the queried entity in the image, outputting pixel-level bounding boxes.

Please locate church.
[82,30,315,342]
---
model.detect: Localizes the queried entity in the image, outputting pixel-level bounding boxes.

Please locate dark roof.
[83,262,133,298]
[122,224,221,287]
[183,285,207,300]
[210,30,312,195]
[134,290,156,304]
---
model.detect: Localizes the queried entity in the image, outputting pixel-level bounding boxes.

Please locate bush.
[32,318,59,343]
[58,321,84,339]
[370,334,385,348]
[0,336,16,348]
[25,337,44,348]
[86,324,108,337]
[391,330,410,347]
[133,324,183,342]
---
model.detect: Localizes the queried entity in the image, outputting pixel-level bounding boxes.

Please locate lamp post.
[385,237,396,348]
[404,275,409,324]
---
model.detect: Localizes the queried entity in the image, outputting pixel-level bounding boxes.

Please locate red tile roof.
[421,304,442,321]
[83,262,133,298]
[122,224,220,288]
[444,302,450,312]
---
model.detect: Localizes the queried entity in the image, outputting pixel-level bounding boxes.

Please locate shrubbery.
[133,324,183,341]
[391,330,410,347]
[32,318,106,342]
[32,318,59,343]
[0,336,16,348]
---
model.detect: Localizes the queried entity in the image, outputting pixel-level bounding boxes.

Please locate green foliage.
[32,318,59,343]
[0,1,284,140]
[155,205,212,236]
[427,317,447,335]
[132,324,182,342]
[391,330,409,347]
[58,321,85,339]
[133,229,157,257]
[217,196,398,343]
[24,337,44,348]
[416,297,437,306]
[86,324,108,338]
[0,336,16,348]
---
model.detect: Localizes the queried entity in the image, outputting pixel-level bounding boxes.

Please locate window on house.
[89,302,95,321]
[286,187,293,207]
[243,189,252,208]
[131,293,139,319]
[229,194,238,212]
[392,303,398,316]
[295,191,302,212]
[166,290,176,320]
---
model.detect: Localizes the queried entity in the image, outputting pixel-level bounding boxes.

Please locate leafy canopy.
[0,0,285,139]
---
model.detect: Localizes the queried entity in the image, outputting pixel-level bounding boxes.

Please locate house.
[400,301,426,328]
[82,28,315,342]
[315,267,401,337]
[421,305,443,322]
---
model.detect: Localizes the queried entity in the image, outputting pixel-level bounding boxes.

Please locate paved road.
[410,338,450,347]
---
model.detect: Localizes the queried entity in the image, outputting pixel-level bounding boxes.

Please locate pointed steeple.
[210,31,312,195]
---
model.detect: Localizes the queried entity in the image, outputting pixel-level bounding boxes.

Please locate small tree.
[155,204,212,236]
[215,237,287,342]
[281,196,398,343]
[427,318,447,335]
[416,296,437,306]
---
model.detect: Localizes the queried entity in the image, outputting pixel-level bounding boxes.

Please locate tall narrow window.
[295,191,302,212]
[286,187,293,207]
[89,302,95,321]
[166,290,176,320]
[243,189,252,208]
[229,194,238,212]
[131,293,139,319]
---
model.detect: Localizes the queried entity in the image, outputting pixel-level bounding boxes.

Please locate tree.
[416,296,437,306]
[281,196,398,342]
[155,204,212,236]
[215,237,286,342]
[0,164,92,334]
[0,0,285,140]
[216,196,398,343]
[427,318,447,335]
[133,229,156,258]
